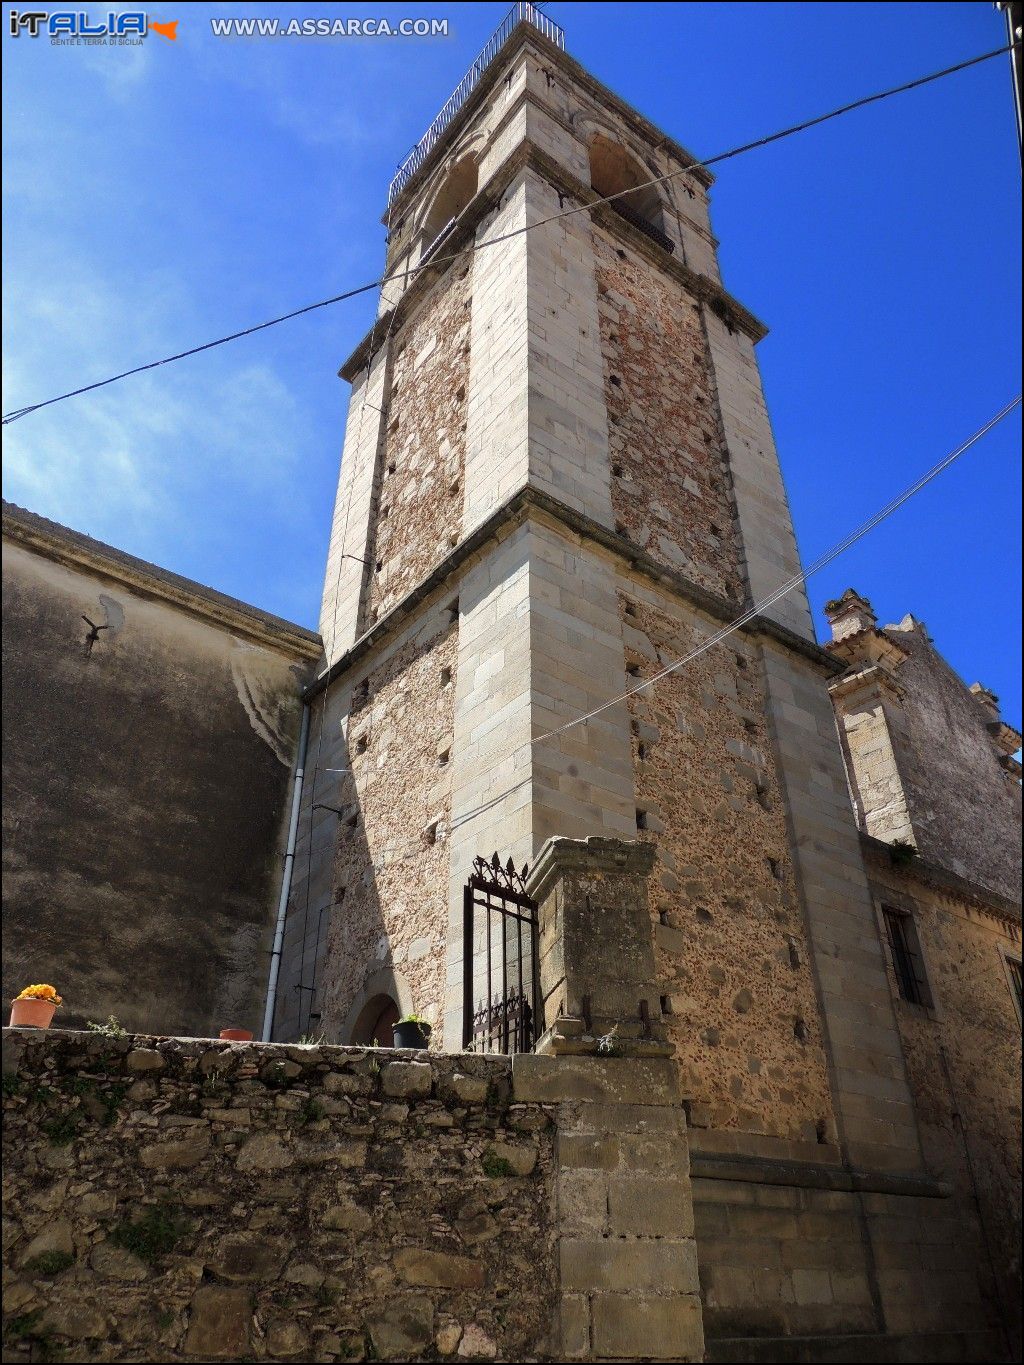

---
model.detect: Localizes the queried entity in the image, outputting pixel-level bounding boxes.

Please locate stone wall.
[594,230,743,603]
[2,504,320,1041]
[1,1030,559,1363]
[1,1031,705,1364]
[863,841,1023,1354]
[366,264,472,626]
[318,621,459,1041]
[618,584,836,1142]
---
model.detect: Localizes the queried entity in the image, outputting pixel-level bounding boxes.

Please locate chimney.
[824,589,877,643]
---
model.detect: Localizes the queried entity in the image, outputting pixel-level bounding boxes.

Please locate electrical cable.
[2,39,1016,425]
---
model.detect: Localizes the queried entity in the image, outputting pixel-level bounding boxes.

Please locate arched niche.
[588,133,667,237]
[421,156,479,251]
[350,993,400,1047]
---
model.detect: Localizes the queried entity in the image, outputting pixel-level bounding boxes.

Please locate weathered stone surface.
[40,1300,110,1341]
[206,1233,287,1283]
[436,1321,463,1356]
[364,1294,434,1360]
[380,1061,433,1099]
[591,1291,704,1360]
[90,1240,149,1281]
[266,1319,309,1356]
[283,1260,325,1289]
[20,1218,73,1266]
[457,1322,498,1358]
[235,1133,292,1171]
[323,1200,371,1233]
[126,1048,165,1072]
[485,1140,536,1176]
[183,1284,252,1358]
[449,1073,488,1104]
[139,1136,210,1170]
[394,1248,486,1288]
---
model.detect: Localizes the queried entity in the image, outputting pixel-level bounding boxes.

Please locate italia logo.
[9,11,178,39]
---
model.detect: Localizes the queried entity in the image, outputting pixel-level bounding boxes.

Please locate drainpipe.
[262,701,310,1041]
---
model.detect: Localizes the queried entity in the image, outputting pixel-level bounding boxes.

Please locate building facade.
[269,14,1021,1359]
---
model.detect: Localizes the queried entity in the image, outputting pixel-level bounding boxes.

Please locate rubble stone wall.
[616,580,836,1142]
[1,1030,558,1364]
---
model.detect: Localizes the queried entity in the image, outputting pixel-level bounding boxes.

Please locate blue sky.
[2,2,1020,726]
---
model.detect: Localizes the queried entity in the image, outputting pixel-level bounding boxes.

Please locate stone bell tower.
[280,5,923,1184]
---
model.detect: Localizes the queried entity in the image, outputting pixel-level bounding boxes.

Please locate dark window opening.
[882,907,931,1007]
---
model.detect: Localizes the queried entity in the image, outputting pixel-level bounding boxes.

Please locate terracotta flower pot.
[10,998,56,1029]
[219,1028,254,1042]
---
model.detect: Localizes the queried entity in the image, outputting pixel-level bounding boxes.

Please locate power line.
[2,40,1016,426]
[296,394,1022,867]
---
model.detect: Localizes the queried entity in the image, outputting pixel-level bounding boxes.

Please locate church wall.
[365,264,472,626]
[863,843,1023,1353]
[1,523,317,1041]
[615,580,836,1142]
[593,229,746,605]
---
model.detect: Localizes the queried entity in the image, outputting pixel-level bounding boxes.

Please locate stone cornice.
[2,500,323,662]
[384,22,713,225]
[526,835,657,906]
[860,832,1022,928]
[304,483,840,703]
[827,662,907,706]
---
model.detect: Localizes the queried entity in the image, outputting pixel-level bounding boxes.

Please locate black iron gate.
[462,853,541,1054]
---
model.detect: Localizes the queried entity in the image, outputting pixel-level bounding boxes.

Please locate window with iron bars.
[882,906,932,1007]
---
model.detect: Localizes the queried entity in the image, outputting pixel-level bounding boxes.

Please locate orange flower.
[14,984,62,1006]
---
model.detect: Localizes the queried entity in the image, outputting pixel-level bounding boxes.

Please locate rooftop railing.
[387,2,565,210]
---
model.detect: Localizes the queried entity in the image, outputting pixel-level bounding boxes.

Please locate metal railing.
[387,3,565,209]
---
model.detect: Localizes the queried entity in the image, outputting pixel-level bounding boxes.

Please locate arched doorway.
[350,993,400,1047]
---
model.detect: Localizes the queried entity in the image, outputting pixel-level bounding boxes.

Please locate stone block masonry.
[1,1030,703,1363]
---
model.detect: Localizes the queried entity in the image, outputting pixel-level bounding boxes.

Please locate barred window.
[1006,956,1022,1024]
[882,907,931,1007]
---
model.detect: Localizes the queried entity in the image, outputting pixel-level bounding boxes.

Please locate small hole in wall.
[375,560,384,574]
[334,886,346,905]
[635,809,648,831]
[355,735,368,756]
[369,609,379,626]
[616,248,627,260]
[696,907,713,923]
[623,601,637,617]
[615,521,628,538]
[422,821,439,846]
[612,463,624,478]
[353,680,370,706]
[659,910,670,926]
[815,1118,828,1144]
[440,666,452,687]
[794,1017,809,1043]
[743,718,757,736]
[387,461,397,476]
[610,374,622,387]
[755,785,771,811]
[710,524,723,540]
[768,857,782,880]
[346,812,359,830]
[438,748,451,768]
[455,384,466,402]
[660,995,673,1015]
[626,662,641,678]
[389,417,399,435]
[735,654,747,671]
[449,478,460,496]
[446,598,459,625]
[637,742,647,762]
[380,505,390,519]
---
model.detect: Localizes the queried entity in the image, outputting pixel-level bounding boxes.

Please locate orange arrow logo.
[149,20,178,41]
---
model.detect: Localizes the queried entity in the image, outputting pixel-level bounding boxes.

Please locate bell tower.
[281,5,922,1184]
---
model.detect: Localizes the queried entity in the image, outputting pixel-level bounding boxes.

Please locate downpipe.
[261,700,310,1041]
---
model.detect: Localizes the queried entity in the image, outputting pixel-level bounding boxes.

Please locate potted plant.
[392,1013,432,1050]
[10,984,62,1030]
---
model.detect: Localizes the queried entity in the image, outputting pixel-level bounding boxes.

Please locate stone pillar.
[513,1053,704,1361]
[526,836,670,1056]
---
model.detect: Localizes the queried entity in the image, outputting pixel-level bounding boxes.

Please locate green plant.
[482,1153,515,1179]
[397,1012,431,1025]
[301,1097,326,1124]
[111,1204,189,1263]
[297,1032,327,1046]
[889,840,918,868]
[99,1083,130,1127]
[86,1015,128,1039]
[4,1311,43,1341]
[26,1250,74,1276]
[41,1114,80,1146]
[156,1310,176,1331]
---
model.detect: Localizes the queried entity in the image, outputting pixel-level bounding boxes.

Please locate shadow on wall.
[273,618,458,1047]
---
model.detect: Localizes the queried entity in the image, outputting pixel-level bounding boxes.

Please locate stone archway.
[350,994,400,1047]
